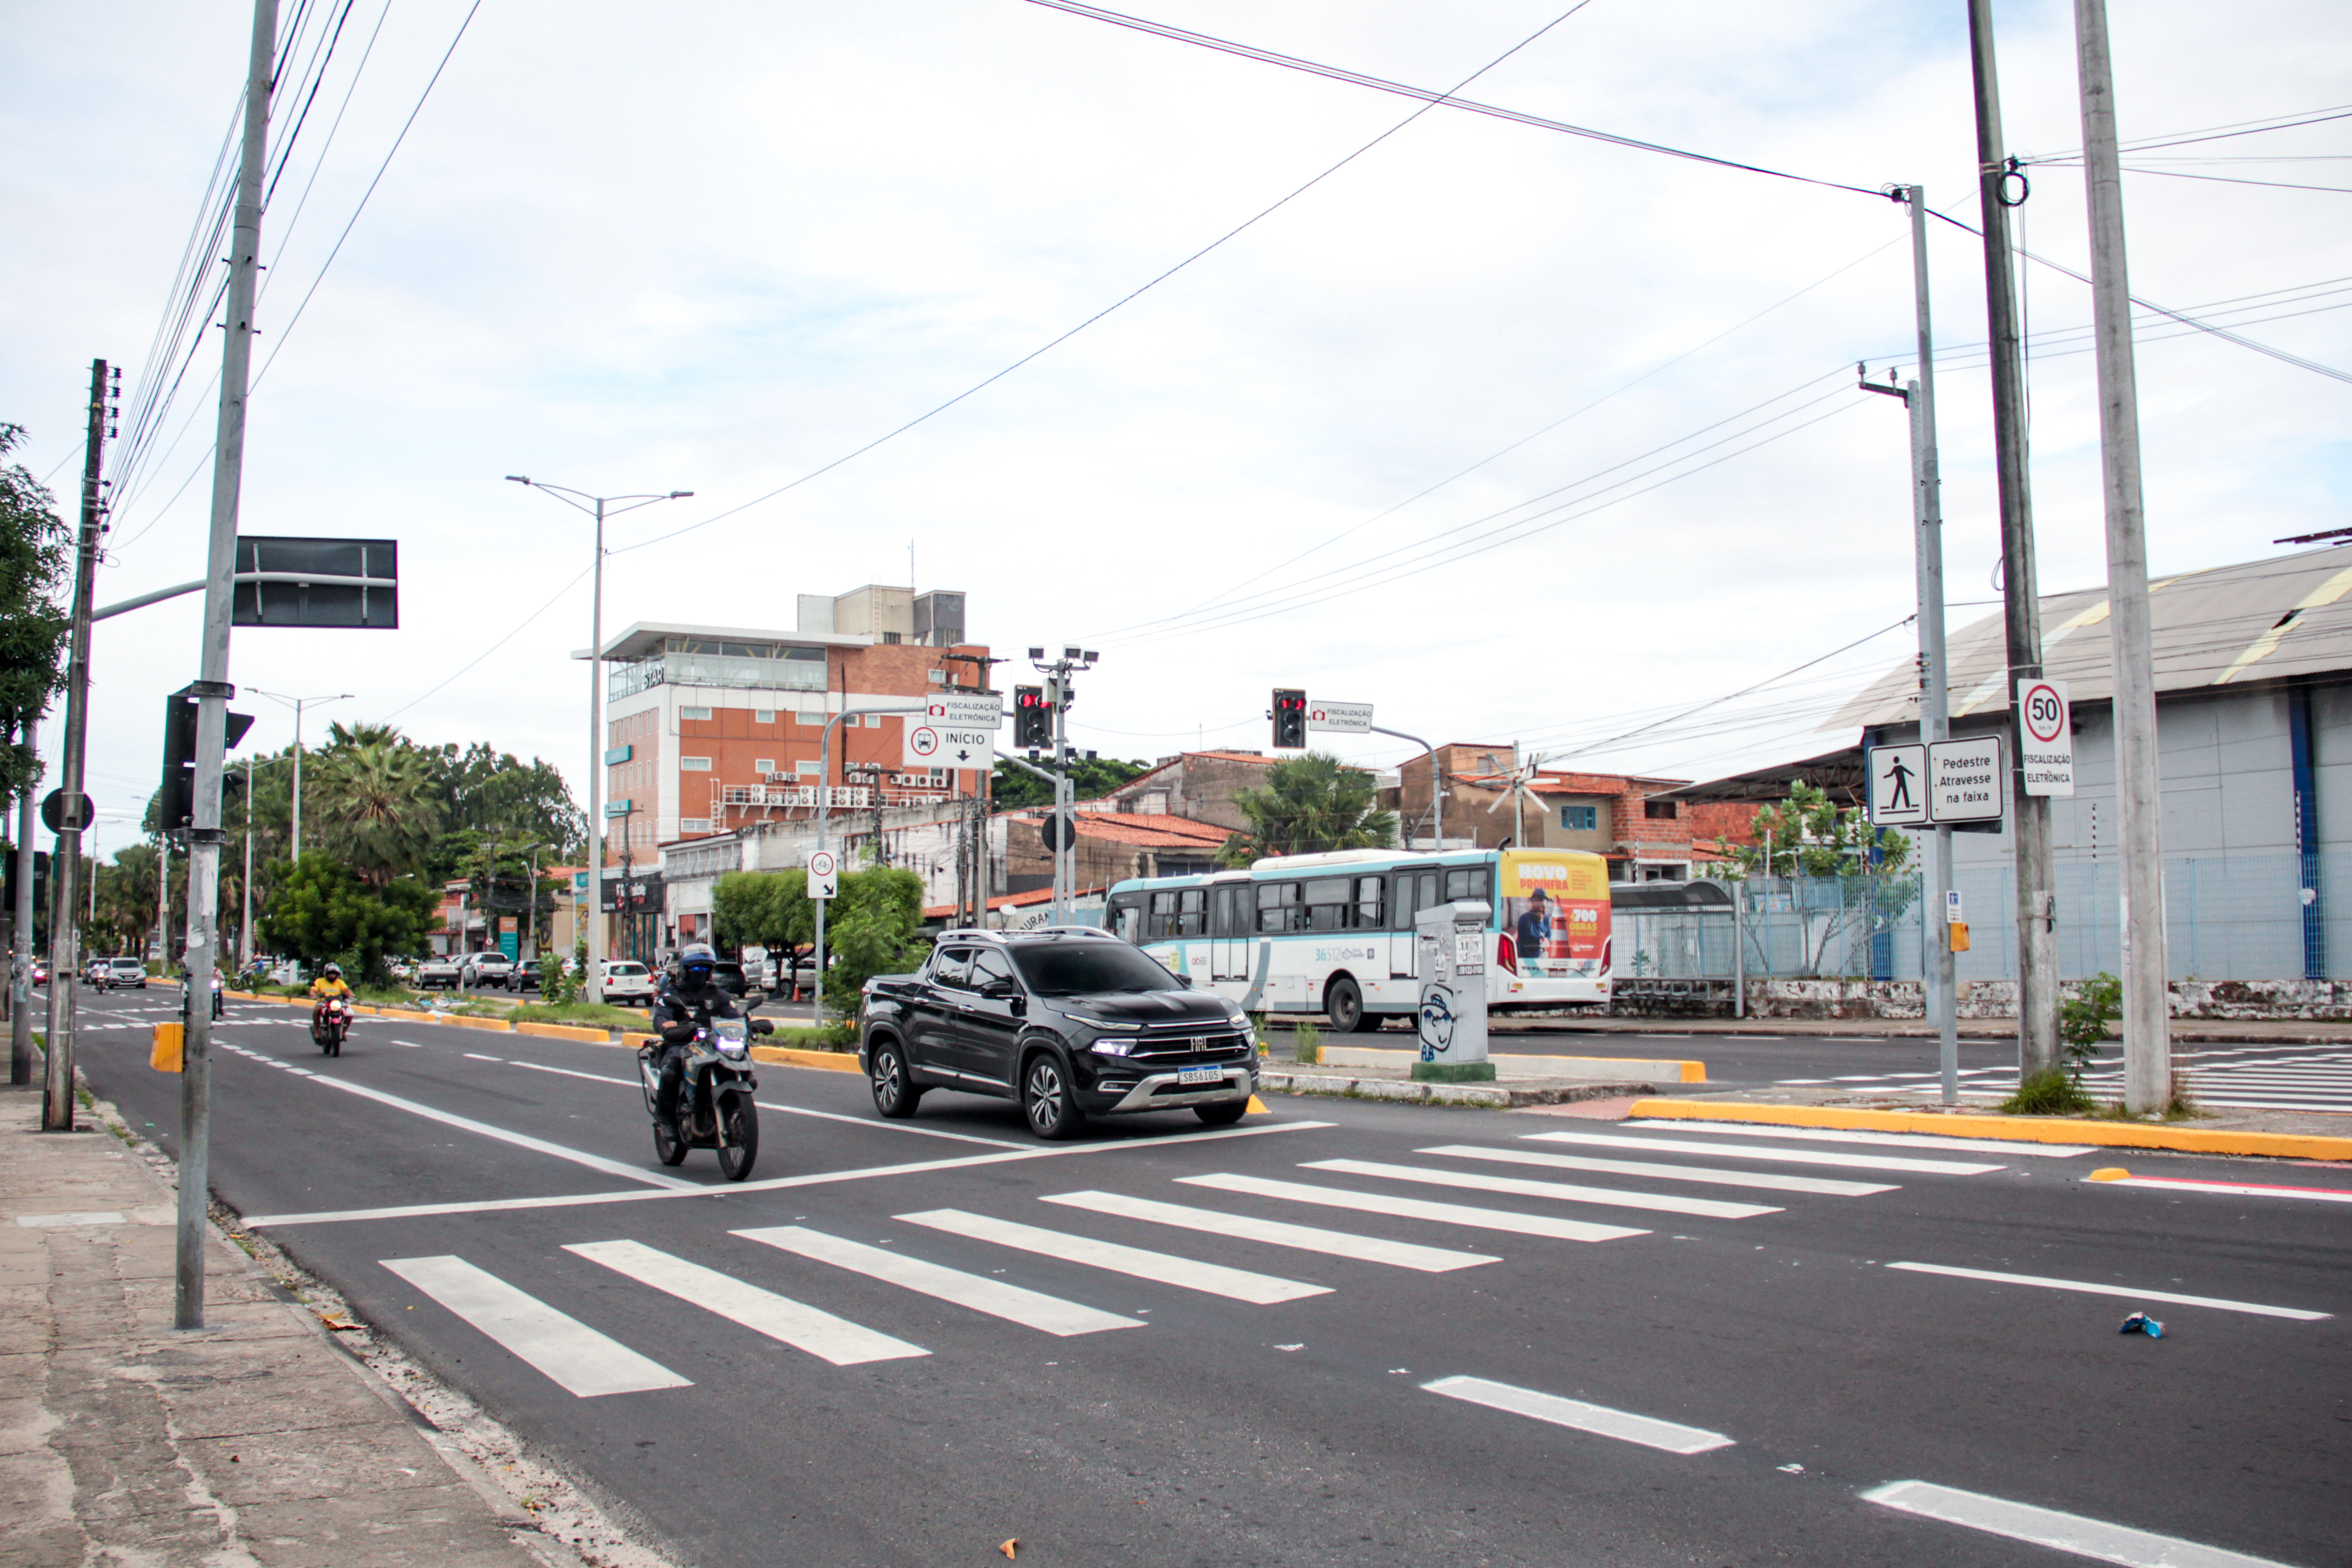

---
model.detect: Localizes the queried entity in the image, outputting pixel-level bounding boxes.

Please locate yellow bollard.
[151,1023,184,1073]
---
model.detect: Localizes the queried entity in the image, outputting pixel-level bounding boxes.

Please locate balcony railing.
[716,784,950,810]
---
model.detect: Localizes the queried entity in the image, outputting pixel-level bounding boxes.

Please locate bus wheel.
[1325,977,1367,1034]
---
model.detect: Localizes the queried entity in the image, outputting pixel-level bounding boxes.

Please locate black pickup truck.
[859,927,1259,1139]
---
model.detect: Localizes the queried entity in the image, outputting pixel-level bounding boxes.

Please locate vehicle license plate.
[1177,1065,1219,1086]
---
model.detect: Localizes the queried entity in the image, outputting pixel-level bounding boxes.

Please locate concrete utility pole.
[1965,0,2061,1078]
[812,702,928,1019]
[10,719,35,1085]
[2074,0,2169,1112]
[43,358,111,1132]
[173,0,277,1331]
[504,479,690,1001]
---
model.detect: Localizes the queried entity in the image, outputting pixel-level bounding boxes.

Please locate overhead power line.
[613,1,1604,557]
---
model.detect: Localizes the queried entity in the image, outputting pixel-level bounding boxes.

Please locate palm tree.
[306,739,445,885]
[1216,753,1398,868]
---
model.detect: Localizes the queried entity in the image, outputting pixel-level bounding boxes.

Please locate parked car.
[599,960,656,1006]
[104,957,148,990]
[415,954,463,990]
[506,958,541,994]
[710,960,749,998]
[859,927,1258,1139]
[268,959,304,986]
[460,951,515,989]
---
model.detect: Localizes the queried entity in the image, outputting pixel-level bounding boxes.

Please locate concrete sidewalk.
[0,1082,571,1568]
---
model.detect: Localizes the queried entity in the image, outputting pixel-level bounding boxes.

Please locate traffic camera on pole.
[1272,688,1307,749]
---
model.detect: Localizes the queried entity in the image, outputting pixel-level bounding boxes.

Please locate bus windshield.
[1010,942,1187,997]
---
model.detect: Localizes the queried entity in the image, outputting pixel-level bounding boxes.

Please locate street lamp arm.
[1370,724,1444,850]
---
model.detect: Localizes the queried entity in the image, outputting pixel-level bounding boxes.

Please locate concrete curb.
[750,1045,862,1073]
[1261,1069,1656,1109]
[1627,1097,2352,1161]
[1319,1045,1706,1083]
[513,1021,609,1043]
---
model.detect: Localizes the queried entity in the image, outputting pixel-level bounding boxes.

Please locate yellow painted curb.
[750,1045,861,1073]
[375,1008,438,1024]
[622,1032,659,1051]
[1626,1098,2352,1162]
[437,1012,512,1032]
[515,1021,610,1044]
[1549,1055,1707,1083]
[2088,1167,2131,1181]
[224,990,263,1002]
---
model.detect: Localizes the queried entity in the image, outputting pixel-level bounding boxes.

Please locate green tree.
[0,423,71,799]
[256,854,439,982]
[1216,752,1397,868]
[712,868,814,955]
[428,740,585,866]
[819,867,927,1015]
[1711,781,1913,881]
[990,755,1152,810]
[306,735,445,884]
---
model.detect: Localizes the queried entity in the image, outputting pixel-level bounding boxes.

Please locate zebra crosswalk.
[376,1123,2018,1401]
[1778,1043,2352,1114]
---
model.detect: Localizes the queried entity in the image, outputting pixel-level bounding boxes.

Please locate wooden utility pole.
[1965,0,2061,1079]
[2073,0,2169,1110]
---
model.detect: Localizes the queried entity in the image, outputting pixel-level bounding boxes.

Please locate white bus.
[1105,846,1612,1032]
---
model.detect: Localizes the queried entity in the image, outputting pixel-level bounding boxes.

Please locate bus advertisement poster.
[1497,851,1609,980]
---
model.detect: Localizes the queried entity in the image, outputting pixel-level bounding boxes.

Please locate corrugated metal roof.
[1830,546,2352,729]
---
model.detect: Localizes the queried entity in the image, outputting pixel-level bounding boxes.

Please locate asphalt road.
[69,990,2352,1568]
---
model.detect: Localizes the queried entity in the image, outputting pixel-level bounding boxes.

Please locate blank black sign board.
[232,536,398,628]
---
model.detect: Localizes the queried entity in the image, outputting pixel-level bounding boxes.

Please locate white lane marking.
[1526,1130,2003,1175]
[1419,1144,1895,1197]
[301,1075,698,1189]
[1179,1173,1647,1243]
[515,1062,634,1085]
[244,1120,1337,1227]
[736,1225,1142,1336]
[1304,1159,1780,1220]
[503,1058,1029,1147]
[1860,1479,2301,1567]
[16,1211,126,1227]
[1043,1190,1500,1272]
[1884,1262,2330,1321]
[897,1208,1330,1304]
[380,1254,689,1397]
[2090,1175,2352,1205]
[1423,1375,1733,1455]
[463,1052,505,1062]
[564,1240,927,1364]
[1625,1120,2093,1157]
[396,1040,422,1047]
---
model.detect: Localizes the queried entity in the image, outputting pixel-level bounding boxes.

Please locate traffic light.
[158,688,257,833]
[1,851,48,920]
[1272,688,1307,749]
[1013,685,1051,750]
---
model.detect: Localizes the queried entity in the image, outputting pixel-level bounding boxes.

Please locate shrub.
[2059,972,2122,1078]
[1292,1018,1322,1066]
[2000,1066,2095,1116]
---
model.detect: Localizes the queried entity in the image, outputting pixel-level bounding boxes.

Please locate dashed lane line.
[1882,1262,2331,1321]
[1860,1479,2302,1568]
[1422,1375,1733,1455]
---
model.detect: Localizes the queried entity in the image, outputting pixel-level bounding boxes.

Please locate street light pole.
[504,478,692,1003]
[248,689,353,863]
[9,718,35,1086]
[1370,726,1442,850]
[812,702,929,1019]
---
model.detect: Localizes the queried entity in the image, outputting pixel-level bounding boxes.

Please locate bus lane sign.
[1929,735,2004,823]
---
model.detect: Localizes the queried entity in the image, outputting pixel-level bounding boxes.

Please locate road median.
[1627,1097,2352,1161]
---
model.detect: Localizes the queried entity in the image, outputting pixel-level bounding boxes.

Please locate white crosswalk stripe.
[1416,1144,1897,1197]
[897,1208,1330,1304]
[1042,1190,1501,1272]
[564,1240,929,1365]
[1178,1173,1649,1242]
[381,1254,691,1397]
[1624,1121,2094,1158]
[1303,1158,1782,1219]
[734,1225,1144,1336]
[1424,1375,1734,1455]
[1790,1046,2352,1114]
[1523,1130,2004,1175]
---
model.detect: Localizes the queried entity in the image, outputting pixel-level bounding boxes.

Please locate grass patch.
[1999,1066,2097,1117]
[507,1000,648,1030]
[766,1022,857,1051]
[1291,1019,1323,1066]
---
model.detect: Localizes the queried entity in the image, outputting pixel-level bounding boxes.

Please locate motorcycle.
[311,995,352,1057]
[181,973,223,1022]
[637,1013,772,1181]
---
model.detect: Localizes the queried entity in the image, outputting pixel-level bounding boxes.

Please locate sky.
[6,0,2348,852]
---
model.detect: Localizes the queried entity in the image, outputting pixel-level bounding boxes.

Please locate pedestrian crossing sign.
[1866,743,1929,826]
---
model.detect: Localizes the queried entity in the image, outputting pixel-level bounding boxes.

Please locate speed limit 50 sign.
[2016,678,2074,797]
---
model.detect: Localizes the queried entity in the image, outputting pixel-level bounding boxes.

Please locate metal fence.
[1612,853,2342,984]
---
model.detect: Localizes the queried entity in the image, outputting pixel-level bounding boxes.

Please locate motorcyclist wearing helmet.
[307,962,352,1001]
[650,943,740,1122]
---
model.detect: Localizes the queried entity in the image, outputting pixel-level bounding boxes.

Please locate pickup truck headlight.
[1088,1039,1134,1057]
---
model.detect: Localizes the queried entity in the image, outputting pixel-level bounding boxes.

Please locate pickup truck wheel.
[869,1040,923,1119]
[1195,1100,1248,1126]
[1023,1053,1085,1141]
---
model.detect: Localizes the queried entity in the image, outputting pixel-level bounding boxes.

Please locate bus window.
[1257,881,1302,932]
[1146,890,1178,941]
[1210,885,1241,939]
[1109,897,1142,942]
[1303,877,1350,931]
[1444,866,1492,904]
[1176,887,1206,936]
[1355,876,1384,927]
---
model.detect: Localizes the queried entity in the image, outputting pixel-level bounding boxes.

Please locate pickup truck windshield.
[1009,943,1186,997]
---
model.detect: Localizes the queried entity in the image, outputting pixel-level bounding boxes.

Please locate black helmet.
[675,942,717,989]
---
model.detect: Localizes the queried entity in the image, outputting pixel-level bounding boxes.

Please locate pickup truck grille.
[1130,1029,1252,1061]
